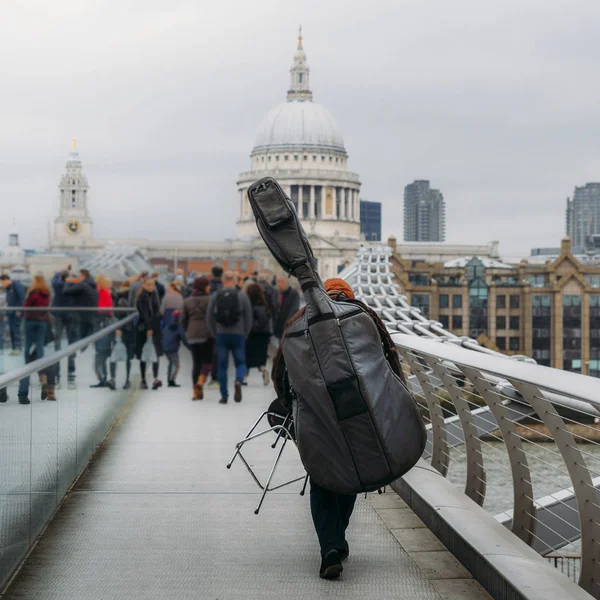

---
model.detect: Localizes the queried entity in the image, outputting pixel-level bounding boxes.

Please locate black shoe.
[90,381,106,388]
[123,380,131,390]
[319,550,343,579]
[0,388,7,403]
[168,381,181,388]
[152,379,163,390]
[219,397,228,404]
[106,379,116,391]
[234,381,242,403]
[338,542,350,561]
[140,380,148,390]
[18,395,31,405]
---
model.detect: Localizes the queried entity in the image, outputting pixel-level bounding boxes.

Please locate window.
[303,155,307,160]
[229,261,237,269]
[439,315,449,329]
[276,156,279,162]
[284,155,288,161]
[452,294,462,309]
[510,316,520,330]
[313,155,317,161]
[496,316,506,330]
[510,337,520,351]
[497,295,506,309]
[439,294,449,309]
[294,155,298,161]
[527,274,547,287]
[409,273,429,286]
[585,275,600,288]
[321,156,325,162]
[268,156,271,161]
[411,294,430,319]
[510,295,520,309]
[532,295,552,366]
[563,294,582,372]
[496,337,506,350]
[298,73,303,83]
[261,156,264,162]
[329,157,332,162]
[452,315,462,330]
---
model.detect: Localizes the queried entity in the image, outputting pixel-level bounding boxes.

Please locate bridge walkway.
[2,356,491,600]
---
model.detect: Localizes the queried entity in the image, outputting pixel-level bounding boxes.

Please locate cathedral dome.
[252,101,346,155]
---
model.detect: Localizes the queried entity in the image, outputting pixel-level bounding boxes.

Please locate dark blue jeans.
[310,479,357,556]
[8,313,22,351]
[18,321,47,397]
[216,333,246,399]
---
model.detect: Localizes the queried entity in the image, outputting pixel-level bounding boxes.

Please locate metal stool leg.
[255,435,289,515]
[300,473,309,496]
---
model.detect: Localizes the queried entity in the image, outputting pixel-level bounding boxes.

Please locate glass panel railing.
[0,313,137,590]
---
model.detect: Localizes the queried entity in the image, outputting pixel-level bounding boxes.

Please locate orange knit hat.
[323,278,355,300]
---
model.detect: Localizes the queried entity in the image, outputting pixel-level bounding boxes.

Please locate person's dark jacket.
[260,281,279,322]
[136,289,161,332]
[6,280,25,308]
[51,272,72,309]
[251,304,271,334]
[209,277,223,295]
[161,310,187,354]
[154,280,166,302]
[64,277,99,321]
[273,287,300,338]
[181,292,212,344]
[24,289,51,321]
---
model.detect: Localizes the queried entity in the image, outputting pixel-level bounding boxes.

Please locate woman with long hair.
[181,277,213,400]
[17,275,52,404]
[91,274,115,389]
[135,277,163,390]
[245,283,271,386]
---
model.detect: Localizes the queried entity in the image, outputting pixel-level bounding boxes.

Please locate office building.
[360,200,382,241]
[404,180,446,242]
[566,183,600,252]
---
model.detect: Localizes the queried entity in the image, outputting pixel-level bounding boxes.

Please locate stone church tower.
[53,139,93,248]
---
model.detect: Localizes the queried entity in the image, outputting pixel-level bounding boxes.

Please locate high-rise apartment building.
[566,183,600,252]
[360,200,382,241]
[403,180,446,242]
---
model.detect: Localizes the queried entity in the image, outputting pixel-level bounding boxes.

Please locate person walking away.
[91,275,114,389]
[17,276,52,404]
[161,281,185,388]
[244,283,272,386]
[273,275,300,340]
[0,274,26,355]
[109,281,135,389]
[128,271,148,306]
[51,269,77,387]
[207,271,252,404]
[152,272,166,302]
[207,266,224,389]
[181,277,213,400]
[272,278,405,579]
[135,278,163,390]
[258,273,279,322]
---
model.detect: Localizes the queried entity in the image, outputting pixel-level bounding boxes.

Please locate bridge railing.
[393,332,600,598]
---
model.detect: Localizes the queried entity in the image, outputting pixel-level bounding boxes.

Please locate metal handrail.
[0,307,137,312]
[0,313,137,390]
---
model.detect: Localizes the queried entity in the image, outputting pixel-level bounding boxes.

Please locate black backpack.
[214,288,242,327]
[252,305,271,334]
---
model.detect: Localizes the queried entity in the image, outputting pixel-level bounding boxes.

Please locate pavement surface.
[2,355,492,600]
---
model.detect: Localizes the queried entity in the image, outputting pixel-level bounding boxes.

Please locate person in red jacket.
[91,275,115,389]
[17,275,51,404]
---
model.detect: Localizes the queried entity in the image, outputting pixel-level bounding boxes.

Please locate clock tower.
[53,139,93,248]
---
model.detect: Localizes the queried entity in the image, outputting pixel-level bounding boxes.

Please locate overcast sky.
[1,0,599,259]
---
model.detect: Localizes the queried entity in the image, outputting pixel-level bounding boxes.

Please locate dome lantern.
[287,26,312,103]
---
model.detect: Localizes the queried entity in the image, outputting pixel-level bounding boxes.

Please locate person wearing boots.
[135,278,163,390]
[17,276,52,405]
[181,277,212,400]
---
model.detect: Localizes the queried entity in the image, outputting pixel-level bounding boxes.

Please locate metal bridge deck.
[2,357,490,600]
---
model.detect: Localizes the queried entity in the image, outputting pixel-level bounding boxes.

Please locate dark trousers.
[8,314,22,351]
[54,314,77,377]
[18,321,47,397]
[216,334,246,399]
[189,340,214,383]
[310,479,357,556]
[95,351,111,382]
[166,352,180,382]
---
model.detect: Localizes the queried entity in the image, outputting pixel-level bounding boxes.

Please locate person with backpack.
[244,283,271,386]
[206,270,252,404]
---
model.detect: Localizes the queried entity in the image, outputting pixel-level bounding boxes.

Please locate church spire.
[287,26,312,102]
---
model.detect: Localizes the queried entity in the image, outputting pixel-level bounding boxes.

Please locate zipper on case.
[336,309,362,325]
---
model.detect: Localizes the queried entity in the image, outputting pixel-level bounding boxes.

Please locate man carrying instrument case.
[247,176,426,580]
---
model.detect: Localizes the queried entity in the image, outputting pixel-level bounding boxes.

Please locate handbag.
[110,338,128,363]
[141,338,157,363]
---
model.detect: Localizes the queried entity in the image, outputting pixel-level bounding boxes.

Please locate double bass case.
[247,177,426,494]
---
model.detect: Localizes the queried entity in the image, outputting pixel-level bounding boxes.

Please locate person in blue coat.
[0,274,26,354]
[161,307,187,388]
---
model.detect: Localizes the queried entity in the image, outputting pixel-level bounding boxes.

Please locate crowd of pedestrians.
[0,265,301,406]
